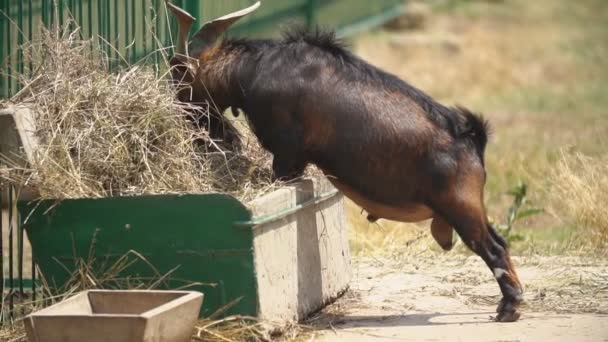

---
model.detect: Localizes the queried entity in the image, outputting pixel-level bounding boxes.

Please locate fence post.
[7,186,14,320]
[0,187,4,323]
[0,2,4,99]
[306,0,318,30]
[183,0,201,36]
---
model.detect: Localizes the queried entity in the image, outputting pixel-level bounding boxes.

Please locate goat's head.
[166,1,260,111]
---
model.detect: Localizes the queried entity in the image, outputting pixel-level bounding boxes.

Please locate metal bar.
[32,252,36,302]
[18,207,23,296]
[234,189,340,228]
[17,0,23,83]
[78,0,84,29]
[337,3,405,38]
[6,0,12,97]
[28,0,33,78]
[105,0,110,60]
[59,0,64,28]
[8,186,14,319]
[87,0,94,54]
[51,0,56,29]
[68,0,73,28]
[142,0,147,55]
[87,0,92,39]
[0,0,5,98]
[97,0,102,50]
[130,0,136,64]
[0,188,5,322]
[124,0,129,62]
[306,0,318,30]
[230,4,306,36]
[42,0,47,27]
[153,0,160,70]
[113,0,118,65]
[183,0,201,35]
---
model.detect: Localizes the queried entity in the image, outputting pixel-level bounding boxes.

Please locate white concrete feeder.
[24,290,203,342]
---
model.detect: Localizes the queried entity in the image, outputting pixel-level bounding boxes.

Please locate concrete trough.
[24,290,203,342]
[246,177,352,322]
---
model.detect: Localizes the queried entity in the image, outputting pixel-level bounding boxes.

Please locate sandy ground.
[310,255,608,342]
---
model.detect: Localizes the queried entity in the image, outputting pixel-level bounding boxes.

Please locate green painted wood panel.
[19,193,257,317]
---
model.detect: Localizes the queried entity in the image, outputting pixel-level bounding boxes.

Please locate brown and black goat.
[166,1,523,322]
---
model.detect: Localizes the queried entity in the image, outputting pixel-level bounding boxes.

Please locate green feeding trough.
[3,105,351,323]
[19,178,351,322]
[21,193,253,317]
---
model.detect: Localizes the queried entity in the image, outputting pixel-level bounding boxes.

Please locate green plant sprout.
[491,182,543,244]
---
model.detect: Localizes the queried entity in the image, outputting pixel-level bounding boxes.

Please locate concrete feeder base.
[24,290,203,342]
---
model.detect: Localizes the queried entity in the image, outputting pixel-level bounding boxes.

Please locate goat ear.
[189,1,261,57]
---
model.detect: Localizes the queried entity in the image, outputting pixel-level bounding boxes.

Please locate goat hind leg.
[462,219,522,321]
[437,204,523,322]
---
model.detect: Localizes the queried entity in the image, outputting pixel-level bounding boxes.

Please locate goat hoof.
[367,214,379,223]
[438,241,453,251]
[496,298,506,313]
[495,299,521,322]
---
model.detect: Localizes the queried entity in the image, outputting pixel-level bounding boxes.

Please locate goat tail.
[454,106,491,160]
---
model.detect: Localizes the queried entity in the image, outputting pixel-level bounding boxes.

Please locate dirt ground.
[309,254,608,341]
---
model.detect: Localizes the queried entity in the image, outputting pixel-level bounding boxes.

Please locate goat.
[166,1,523,322]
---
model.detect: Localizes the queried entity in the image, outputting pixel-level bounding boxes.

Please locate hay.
[0,23,285,202]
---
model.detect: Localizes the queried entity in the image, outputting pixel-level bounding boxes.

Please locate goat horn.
[189,1,261,58]
[165,1,195,57]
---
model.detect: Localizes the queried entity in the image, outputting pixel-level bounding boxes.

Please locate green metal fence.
[0,0,404,98]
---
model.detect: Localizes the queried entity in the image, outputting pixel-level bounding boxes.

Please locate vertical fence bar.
[32,255,36,302]
[42,0,47,27]
[113,0,118,66]
[183,0,200,35]
[18,212,23,297]
[153,0,160,71]
[0,187,4,322]
[124,0,130,64]
[0,0,5,99]
[28,0,33,78]
[17,0,23,89]
[105,0,110,61]
[306,0,318,30]
[130,0,136,64]
[51,0,55,29]
[78,0,84,28]
[97,0,103,53]
[8,186,14,319]
[67,0,72,27]
[59,0,64,28]
[142,0,148,58]
[6,0,12,97]
[87,0,92,39]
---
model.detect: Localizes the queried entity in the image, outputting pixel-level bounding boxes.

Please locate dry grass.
[548,152,608,248]
[0,23,279,202]
[346,199,426,256]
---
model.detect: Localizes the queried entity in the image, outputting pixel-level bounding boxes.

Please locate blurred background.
[348,0,608,257]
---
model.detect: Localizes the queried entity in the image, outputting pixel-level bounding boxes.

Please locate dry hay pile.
[0,26,284,202]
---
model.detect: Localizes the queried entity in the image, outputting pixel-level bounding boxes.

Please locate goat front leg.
[271,154,307,182]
